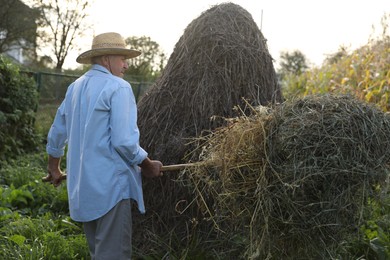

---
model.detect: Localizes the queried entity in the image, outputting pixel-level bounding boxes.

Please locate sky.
[64,0,389,69]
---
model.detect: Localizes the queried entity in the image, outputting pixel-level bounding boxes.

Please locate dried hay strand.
[187,103,271,222]
[186,94,390,259]
[137,2,282,165]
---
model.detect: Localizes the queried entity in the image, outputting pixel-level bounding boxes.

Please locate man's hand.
[139,157,163,178]
[42,170,66,187]
[43,155,66,187]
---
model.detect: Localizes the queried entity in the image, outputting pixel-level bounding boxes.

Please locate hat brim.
[76,48,141,64]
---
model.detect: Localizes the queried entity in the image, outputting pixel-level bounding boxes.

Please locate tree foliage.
[278,49,309,78]
[0,55,40,161]
[125,36,167,81]
[33,0,90,70]
[0,0,39,62]
[323,45,349,65]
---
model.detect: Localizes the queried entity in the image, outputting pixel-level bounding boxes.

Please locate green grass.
[34,102,60,136]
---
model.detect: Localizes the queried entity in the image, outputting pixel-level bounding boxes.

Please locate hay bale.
[137,2,282,165]
[187,94,390,259]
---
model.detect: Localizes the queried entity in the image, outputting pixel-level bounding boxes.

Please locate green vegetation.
[0,153,89,259]
[0,55,89,259]
[0,55,40,161]
[280,14,390,113]
[34,103,59,136]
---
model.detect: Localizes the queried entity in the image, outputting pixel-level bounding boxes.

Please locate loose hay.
[186,94,390,259]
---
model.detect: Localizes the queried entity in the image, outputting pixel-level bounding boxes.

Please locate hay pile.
[185,94,390,259]
[137,2,282,164]
[133,3,282,256]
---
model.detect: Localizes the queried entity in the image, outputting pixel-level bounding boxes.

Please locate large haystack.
[133,2,282,256]
[186,94,390,259]
[137,2,282,164]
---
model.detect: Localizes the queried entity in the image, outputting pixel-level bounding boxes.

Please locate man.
[43,32,163,259]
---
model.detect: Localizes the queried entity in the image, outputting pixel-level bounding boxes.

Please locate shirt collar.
[91,64,111,75]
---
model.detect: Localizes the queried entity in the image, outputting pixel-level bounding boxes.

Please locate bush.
[0,55,40,161]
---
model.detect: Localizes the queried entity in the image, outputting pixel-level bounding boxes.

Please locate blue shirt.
[46,64,148,222]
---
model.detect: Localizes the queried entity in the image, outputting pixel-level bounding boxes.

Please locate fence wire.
[25,71,154,104]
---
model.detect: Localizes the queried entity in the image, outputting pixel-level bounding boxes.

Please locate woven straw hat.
[76,32,141,64]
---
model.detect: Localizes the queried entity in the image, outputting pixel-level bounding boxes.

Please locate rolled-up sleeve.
[46,102,67,158]
[110,85,147,166]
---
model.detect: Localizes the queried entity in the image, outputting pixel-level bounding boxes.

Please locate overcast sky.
[63,0,389,69]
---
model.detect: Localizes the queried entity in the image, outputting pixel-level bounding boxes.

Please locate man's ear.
[101,55,110,65]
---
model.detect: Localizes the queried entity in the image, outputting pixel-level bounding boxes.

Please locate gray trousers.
[83,199,132,260]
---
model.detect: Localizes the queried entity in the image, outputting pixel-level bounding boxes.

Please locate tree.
[324,46,349,65]
[125,36,167,81]
[278,50,309,78]
[0,0,40,63]
[33,0,90,70]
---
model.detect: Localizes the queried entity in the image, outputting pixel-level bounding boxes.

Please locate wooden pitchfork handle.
[42,163,200,182]
[160,163,199,171]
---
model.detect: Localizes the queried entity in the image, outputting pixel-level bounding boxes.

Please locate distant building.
[3,39,28,64]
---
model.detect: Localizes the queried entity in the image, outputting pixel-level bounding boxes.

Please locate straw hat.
[76,32,141,64]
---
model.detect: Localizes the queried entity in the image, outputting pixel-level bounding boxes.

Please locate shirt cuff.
[46,144,65,158]
[135,148,148,165]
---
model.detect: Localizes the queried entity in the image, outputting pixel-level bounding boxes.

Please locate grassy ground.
[35,102,60,136]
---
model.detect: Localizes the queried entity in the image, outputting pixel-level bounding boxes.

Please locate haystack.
[137,2,282,164]
[133,2,282,256]
[186,94,390,259]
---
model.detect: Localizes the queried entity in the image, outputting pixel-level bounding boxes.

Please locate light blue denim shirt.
[46,64,148,222]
